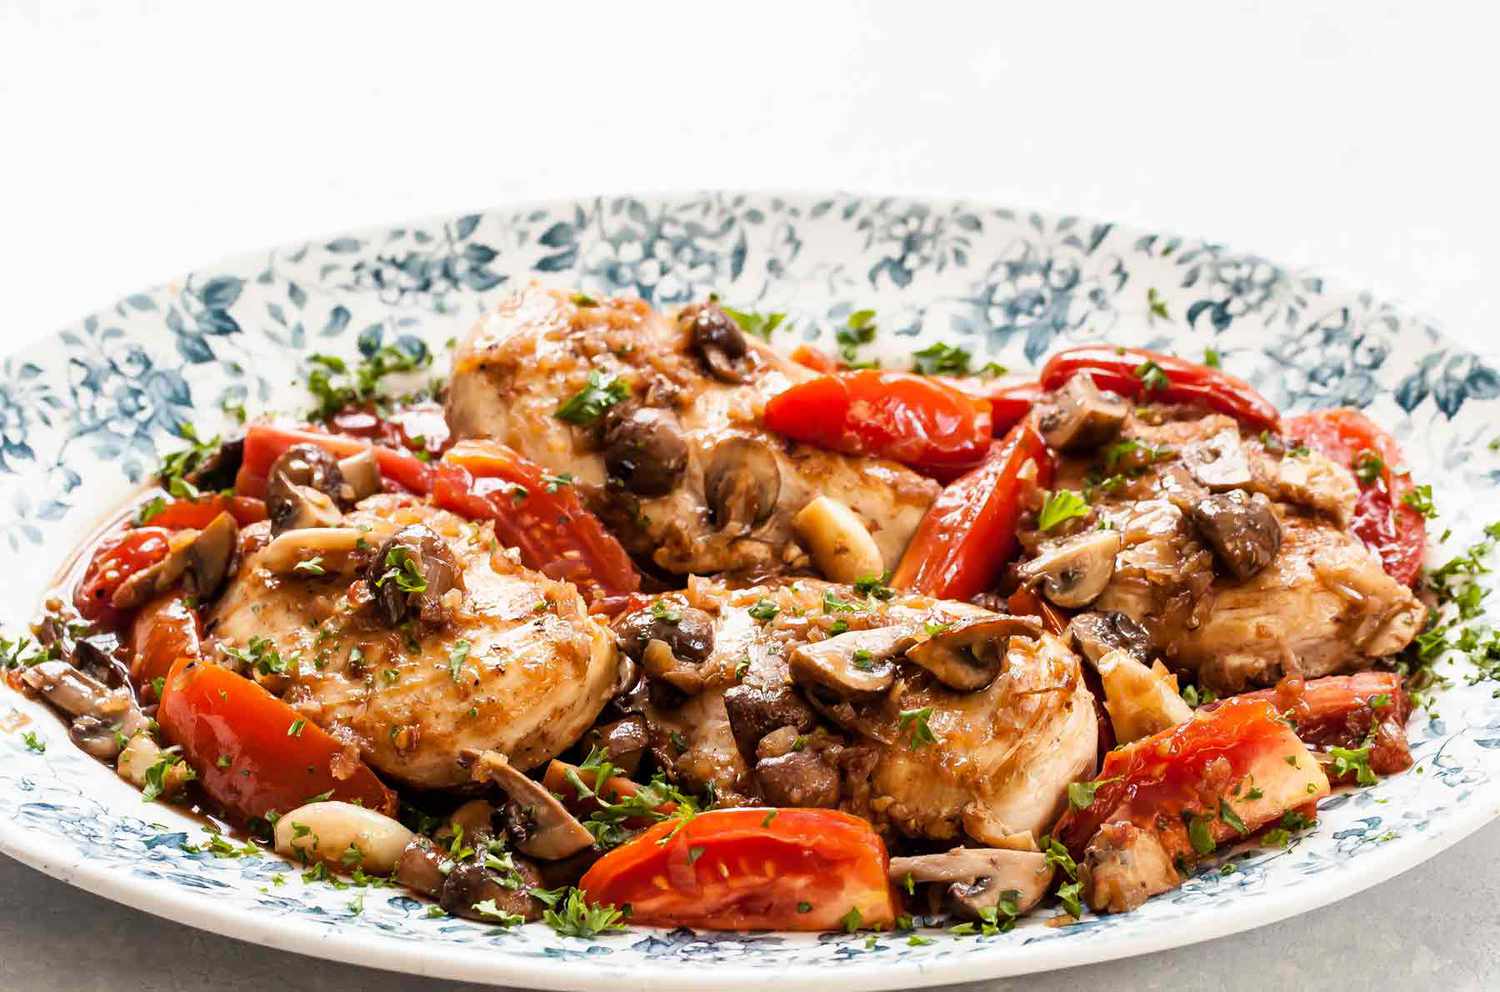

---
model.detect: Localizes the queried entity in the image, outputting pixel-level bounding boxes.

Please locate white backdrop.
[2,2,1498,990]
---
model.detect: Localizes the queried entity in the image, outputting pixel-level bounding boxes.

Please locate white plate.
[3,192,1499,991]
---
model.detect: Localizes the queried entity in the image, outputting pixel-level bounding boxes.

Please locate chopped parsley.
[555,369,631,425]
[542,472,574,493]
[1329,741,1377,786]
[20,731,45,753]
[135,495,167,524]
[304,339,433,420]
[1057,880,1085,918]
[156,422,220,498]
[447,639,471,682]
[1066,776,1120,811]
[1351,449,1385,485]
[853,572,895,601]
[1202,347,1221,369]
[570,292,598,307]
[1133,359,1170,393]
[1147,287,1170,321]
[747,599,780,622]
[650,601,682,624]
[897,707,937,750]
[910,342,972,376]
[293,556,326,576]
[1217,798,1249,835]
[839,907,863,933]
[1402,484,1438,519]
[375,546,427,594]
[1037,489,1090,531]
[722,307,787,340]
[471,899,524,927]
[1186,814,1216,855]
[822,589,857,614]
[141,751,193,802]
[222,636,291,677]
[537,887,627,938]
[835,309,879,367]
[287,718,306,737]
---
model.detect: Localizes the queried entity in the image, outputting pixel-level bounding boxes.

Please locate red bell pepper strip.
[146,493,268,529]
[157,655,396,822]
[1283,409,1426,586]
[762,370,993,476]
[1039,346,1280,431]
[891,420,1053,600]
[234,424,433,499]
[983,381,1045,437]
[435,439,640,604]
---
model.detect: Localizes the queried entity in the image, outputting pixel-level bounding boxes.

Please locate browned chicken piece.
[209,494,620,789]
[445,284,938,578]
[1037,402,1423,694]
[618,576,1099,846]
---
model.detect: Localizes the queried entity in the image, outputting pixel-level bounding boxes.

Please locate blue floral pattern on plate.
[1,192,1498,991]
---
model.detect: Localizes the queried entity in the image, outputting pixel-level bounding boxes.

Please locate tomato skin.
[128,595,201,699]
[157,657,395,822]
[579,808,896,932]
[891,421,1054,600]
[74,527,172,625]
[789,344,840,374]
[983,381,1045,437]
[1284,408,1426,586]
[1039,346,1281,430]
[149,494,267,529]
[762,370,994,475]
[234,424,434,499]
[435,440,640,603]
[1232,671,1413,777]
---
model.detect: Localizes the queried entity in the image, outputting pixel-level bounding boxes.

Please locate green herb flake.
[20,731,45,753]
[555,369,631,425]
[897,707,937,750]
[1037,489,1090,531]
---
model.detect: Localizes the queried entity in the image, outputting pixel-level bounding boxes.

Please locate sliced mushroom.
[368,524,464,627]
[582,716,650,776]
[754,750,840,808]
[703,436,781,532]
[889,847,1054,921]
[69,714,126,761]
[394,835,451,897]
[905,614,1041,691]
[259,526,368,575]
[266,444,352,535]
[683,302,752,384]
[463,748,593,861]
[183,511,238,600]
[641,638,706,695]
[183,435,245,492]
[1037,373,1129,451]
[274,800,414,873]
[792,496,884,584]
[602,405,688,497]
[1066,611,1152,666]
[20,660,136,725]
[787,625,916,701]
[337,449,384,502]
[722,681,818,758]
[1016,529,1122,608]
[1183,428,1253,491]
[1188,489,1282,580]
[614,603,714,663]
[440,859,544,923]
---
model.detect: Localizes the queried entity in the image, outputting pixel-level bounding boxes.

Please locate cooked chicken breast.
[621,577,1098,846]
[209,494,619,788]
[1039,405,1423,693]
[446,285,938,578]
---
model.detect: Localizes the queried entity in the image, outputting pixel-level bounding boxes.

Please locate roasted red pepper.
[74,527,172,626]
[1232,671,1413,778]
[1284,409,1426,586]
[146,493,268,530]
[762,370,993,477]
[1039,346,1280,431]
[234,424,434,499]
[891,421,1053,600]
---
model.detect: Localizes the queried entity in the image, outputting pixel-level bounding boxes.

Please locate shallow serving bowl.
[2,191,1498,991]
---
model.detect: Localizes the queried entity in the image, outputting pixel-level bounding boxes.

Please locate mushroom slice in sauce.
[1016,529,1122,608]
[602,405,689,498]
[703,436,781,533]
[1188,489,1282,580]
[337,448,384,501]
[905,614,1041,691]
[111,512,239,611]
[1066,611,1152,666]
[787,625,916,701]
[266,444,350,535]
[682,302,754,384]
[1036,372,1129,451]
[368,524,464,627]
[463,748,594,861]
[889,847,1055,921]
[258,526,368,575]
[1183,427,1254,491]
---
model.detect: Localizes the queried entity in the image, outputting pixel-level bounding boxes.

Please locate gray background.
[4,1,1499,989]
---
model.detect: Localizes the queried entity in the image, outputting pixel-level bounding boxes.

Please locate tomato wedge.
[579,808,895,931]
[762,370,993,476]
[157,657,395,822]
[435,439,640,603]
[1039,346,1280,431]
[1283,408,1426,586]
[891,421,1053,600]
[128,595,201,699]
[235,424,434,499]
[1232,671,1413,777]
[74,527,172,625]
[983,380,1044,437]
[146,493,268,529]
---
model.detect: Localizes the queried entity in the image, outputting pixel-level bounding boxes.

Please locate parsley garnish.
[375,546,428,594]
[897,707,937,750]
[1352,449,1384,485]
[839,907,863,933]
[156,422,219,498]
[555,369,630,425]
[447,639,471,682]
[539,887,626,938]
[304,340,432,420]
[835,310,879,367]
[853,571,895,601]
[722,307,787,340]
[1202,347,1221,369]
[20,731,45,753]
[135,496,167,525]
[1066,776,1120,810]
[141,751,193,802]
[1402,484,1438,519]
[471,899,524,927]
[1218,798,1249,834]
[910,342,972,376]
[1133,360,1170,393]
[287,718,306,737]
[543,472,574,493]
[1057,880,1085,917]
[747,599,780,622]
[822,589,857,613]
[293,556,326,576]
[1037,489,1090,531]
[1186,814,1216,855]
[1329,741,1377,786]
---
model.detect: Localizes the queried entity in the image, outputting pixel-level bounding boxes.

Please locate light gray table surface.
[5,1,1500,989]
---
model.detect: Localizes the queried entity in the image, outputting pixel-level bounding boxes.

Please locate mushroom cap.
[905,614,1043,691]
[1017,528,1122,608]
[788,624,915,700]
[1037,372,1128,451]
[463,748,594,861]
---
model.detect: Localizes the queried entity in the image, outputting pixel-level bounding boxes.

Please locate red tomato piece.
[1283,408,1426,586]
[983,380,1045,437]
[891,421,1054,600]
[762,370,993,476]
[435,439,640,603]
[789,344,840,374]
[579,808,896,932]
[73,527,172,625]
[1232,671,1413,777]
[148,493,268,530]
[235,424,433,499]
[128,594,201,700]
[1039,346,1281,431]
[157,657,395,822]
